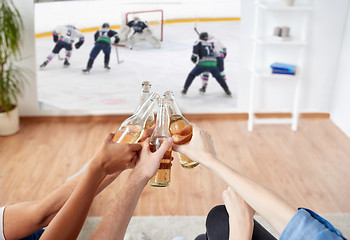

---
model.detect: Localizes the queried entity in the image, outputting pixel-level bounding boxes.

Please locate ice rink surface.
[36,21,240,114]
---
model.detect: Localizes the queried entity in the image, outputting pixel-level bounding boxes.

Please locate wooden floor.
[1,115,350,217]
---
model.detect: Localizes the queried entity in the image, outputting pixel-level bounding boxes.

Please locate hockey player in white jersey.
[119,16,161,49]
[199,34,227,94]
[40,25,84,69]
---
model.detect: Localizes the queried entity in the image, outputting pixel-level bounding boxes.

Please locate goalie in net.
[119,15,161,49]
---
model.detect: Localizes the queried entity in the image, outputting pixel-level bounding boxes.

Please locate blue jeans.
[20,229,44,240]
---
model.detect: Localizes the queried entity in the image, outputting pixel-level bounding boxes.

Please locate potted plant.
[0,0,27,136]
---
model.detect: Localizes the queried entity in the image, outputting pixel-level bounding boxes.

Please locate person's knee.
[207,205,228,222]
[205,205,229,240]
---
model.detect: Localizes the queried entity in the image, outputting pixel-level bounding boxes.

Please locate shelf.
[248,0,310,131]
[253,37,308,46]
[248,67,300,79]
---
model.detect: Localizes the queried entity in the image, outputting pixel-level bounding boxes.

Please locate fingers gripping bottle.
[163,91,200,169]
[136,81,155,129]
[113,92,159,144]
[149,98,173,187]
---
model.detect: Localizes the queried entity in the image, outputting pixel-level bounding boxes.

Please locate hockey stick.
[194,21,200,36]
[114,44,124,64]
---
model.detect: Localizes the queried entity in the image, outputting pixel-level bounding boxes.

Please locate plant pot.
[0,106,20,136]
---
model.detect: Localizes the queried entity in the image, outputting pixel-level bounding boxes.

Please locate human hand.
[222,186,255,240]
[130,137,174,181]
[172,123,217,165]
[138,125,155,143]
[91,133,142,175]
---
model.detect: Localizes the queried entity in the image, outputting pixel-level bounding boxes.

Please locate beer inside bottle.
[112,124,143,143]
[169,115,200,169]
[149,137,172,187]
[112,92,159,144]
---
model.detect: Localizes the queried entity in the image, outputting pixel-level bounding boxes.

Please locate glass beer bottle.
[113,92,159,144]
[149,98,173,187]
[136,81,155,129]
[163,91,199,169]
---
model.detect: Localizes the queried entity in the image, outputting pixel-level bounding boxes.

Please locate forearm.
[228,216,254,240]
[32,168,121,228]
[205,156,296,234]
[40,163,106,240]
[89,174,148,240]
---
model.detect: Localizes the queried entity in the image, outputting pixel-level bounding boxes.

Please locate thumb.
[105,132,115,142]
[153,137,174,159]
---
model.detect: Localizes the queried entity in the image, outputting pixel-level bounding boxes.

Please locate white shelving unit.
[248,0,312,131]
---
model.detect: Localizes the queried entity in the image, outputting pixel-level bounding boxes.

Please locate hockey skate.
[82,68,91,74]
[63,58,70,67]
[104,65,111,70]
[199,84,207,95]
[181,88,188,95]
[40,60,49,69]
[225,89,232,97]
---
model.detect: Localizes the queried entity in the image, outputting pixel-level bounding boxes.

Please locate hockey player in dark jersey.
[119,16,161,49]
[199,34,227,94]
[82,23,120,73]
[40,25,84,69]
[182,32,231,96]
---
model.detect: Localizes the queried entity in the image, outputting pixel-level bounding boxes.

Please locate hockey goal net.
[122,10,164,42]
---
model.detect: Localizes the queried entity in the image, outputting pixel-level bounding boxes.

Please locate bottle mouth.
[142,81,152,92]
[163,90,174,101]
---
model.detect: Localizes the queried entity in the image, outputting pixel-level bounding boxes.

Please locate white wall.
[13,0,39,115]
[239,0,349,113]
[330,2,350,138]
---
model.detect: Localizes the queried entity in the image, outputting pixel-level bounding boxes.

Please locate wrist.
[87,157,108,182]
[129,170,149,187]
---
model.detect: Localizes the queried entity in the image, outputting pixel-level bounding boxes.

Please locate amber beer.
[169,115,199,169]
[149,138,172,187]
[112,124,143,143]
[148,97,172,187]
[112,92,158,144]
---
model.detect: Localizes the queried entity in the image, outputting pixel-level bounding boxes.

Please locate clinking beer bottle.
[136,81,155,129]
[163,91,199,169]
[149,98,173,187]
[112,92,159,144]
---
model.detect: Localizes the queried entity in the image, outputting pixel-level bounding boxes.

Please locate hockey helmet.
[102,23,110,29]
[199,32,209,41]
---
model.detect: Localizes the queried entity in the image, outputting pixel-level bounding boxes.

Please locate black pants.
[184,65,229,92]
[195,205,277,240]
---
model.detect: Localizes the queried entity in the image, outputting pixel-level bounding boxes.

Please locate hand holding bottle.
[91,133,142,175]
[130,137,174,183]
[172,123,217,166]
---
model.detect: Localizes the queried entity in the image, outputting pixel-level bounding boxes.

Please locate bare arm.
[172,124,296,235]
[89,137,174,240]
[222,187,255,240]
[3,133,141,240]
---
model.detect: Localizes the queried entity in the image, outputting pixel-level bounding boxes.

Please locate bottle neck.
[152,100,170,138]
[166,99,183,117]
[140,91,151,103]
[133,98,157,124]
